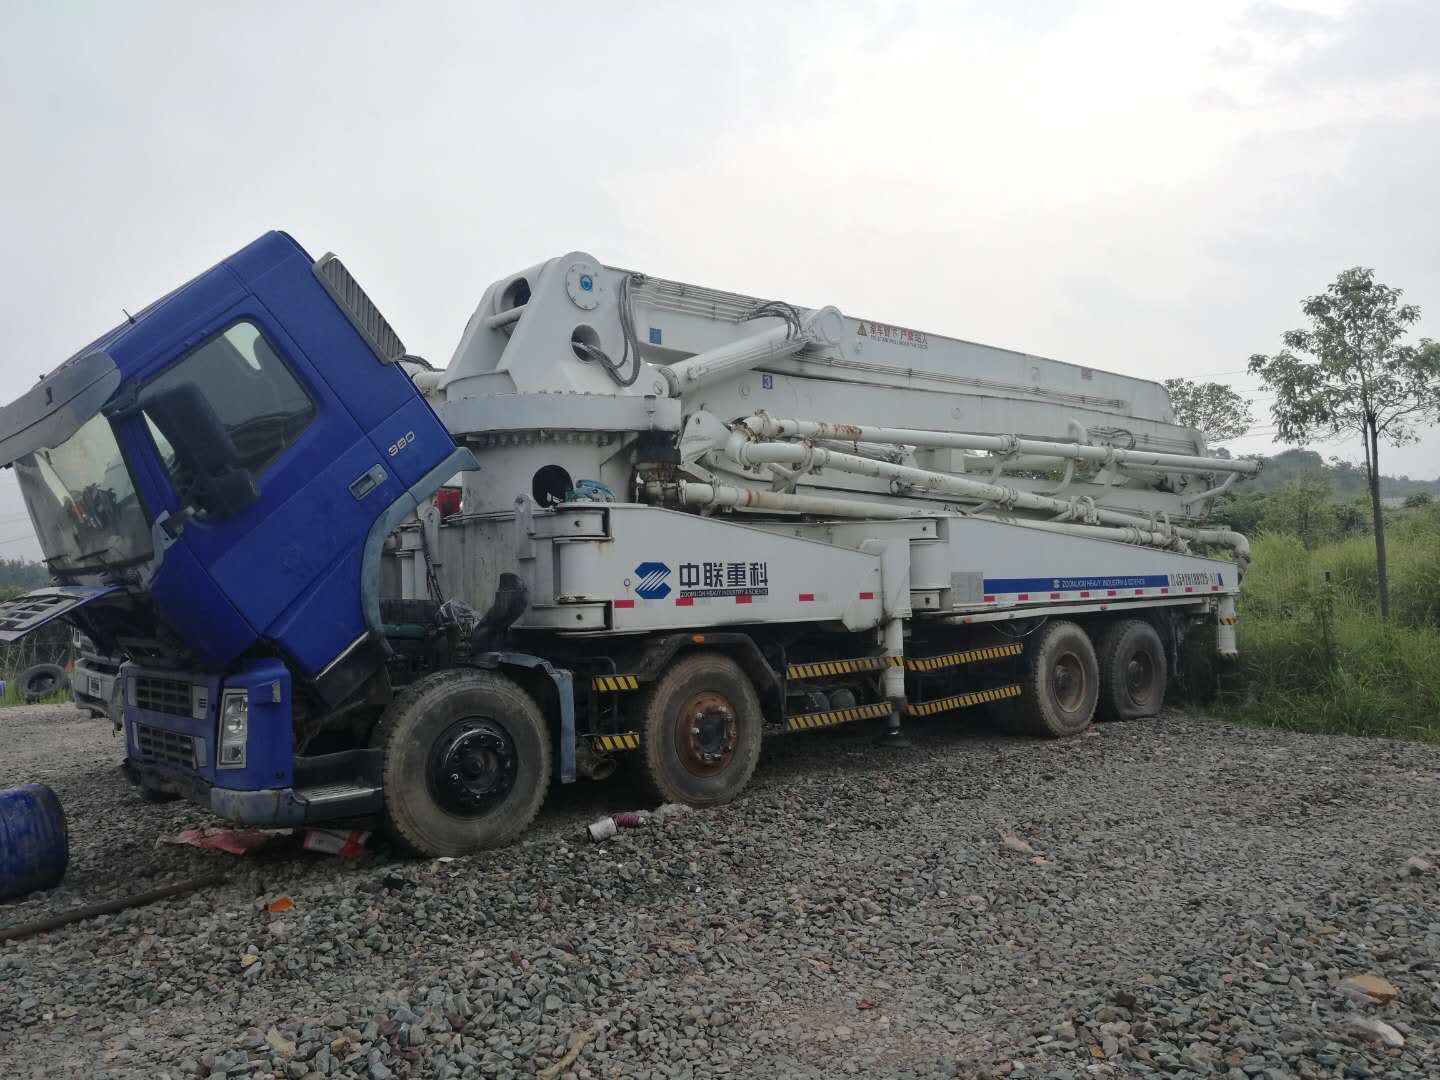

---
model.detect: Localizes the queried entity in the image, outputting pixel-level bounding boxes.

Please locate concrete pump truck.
[0,233,1254,856]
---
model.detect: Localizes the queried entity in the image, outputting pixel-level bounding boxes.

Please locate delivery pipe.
[740,415,1260,477]
[644,479,1250,569]
[721,433,1250,565]
[645,480,928,519]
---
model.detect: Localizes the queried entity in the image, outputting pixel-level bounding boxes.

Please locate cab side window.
[143,320,315,493]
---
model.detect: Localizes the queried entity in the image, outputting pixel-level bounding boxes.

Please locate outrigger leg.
[874,617,910,749]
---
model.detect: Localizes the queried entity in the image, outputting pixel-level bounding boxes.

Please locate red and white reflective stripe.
[675,597,694,607]
[614,599,635,609]
[735,595,753,605]
[859,591,876,600]
[798,593,816,602]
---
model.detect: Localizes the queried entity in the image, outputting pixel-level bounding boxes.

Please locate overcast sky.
[2,0,1437,560]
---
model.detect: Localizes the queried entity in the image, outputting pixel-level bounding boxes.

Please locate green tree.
[1163,378,1254,443]
[1270,471,1334,549]
[1248,268,1440,620]
[1403,491,1434,509]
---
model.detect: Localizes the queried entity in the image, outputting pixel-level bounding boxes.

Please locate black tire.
[139,785,180,804]
[376,668,550,857]
[1017,620,1099,738]
[633,652,762,807]
[1095,619,1168,721]
[20,663,68,702]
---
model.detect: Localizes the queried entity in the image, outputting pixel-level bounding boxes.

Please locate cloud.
[1252,0,1440,93]
[1244,2,1334,39]
[0,0,1436,561]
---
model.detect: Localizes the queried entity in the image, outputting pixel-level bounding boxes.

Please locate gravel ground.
[1,703,1438,1080]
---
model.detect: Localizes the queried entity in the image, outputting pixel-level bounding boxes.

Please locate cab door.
[139,308,405,674]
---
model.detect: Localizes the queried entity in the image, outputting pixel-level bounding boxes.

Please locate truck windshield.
[14,412,153,571]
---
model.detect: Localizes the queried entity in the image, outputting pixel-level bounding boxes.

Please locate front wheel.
[376,668,550,857]
[634,652,762,807]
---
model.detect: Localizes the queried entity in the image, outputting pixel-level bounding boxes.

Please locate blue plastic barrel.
[0,784,68,900]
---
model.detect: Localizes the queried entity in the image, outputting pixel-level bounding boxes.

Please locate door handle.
[349,464,388,501]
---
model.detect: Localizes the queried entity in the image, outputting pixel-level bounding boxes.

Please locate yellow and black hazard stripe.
[591,732,641,752]
[786,656,901,680]
[904,642,1022,672]
[785,701,893,731]
[906,684,1022,717]
[591,674,641,692]
[1217,615,1238,625]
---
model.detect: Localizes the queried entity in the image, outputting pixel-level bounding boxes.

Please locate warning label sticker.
[857,320,928,350]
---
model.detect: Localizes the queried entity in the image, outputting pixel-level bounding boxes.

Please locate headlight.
[218,689,248,768]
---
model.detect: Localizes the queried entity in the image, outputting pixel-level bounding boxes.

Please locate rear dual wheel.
[1017,620,1099,738]
[1096,619,1168,721]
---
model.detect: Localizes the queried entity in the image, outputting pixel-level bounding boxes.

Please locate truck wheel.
[1017,620,1098,737]
[1096,619,1167,720]
[20,663,68,702]
[376,668,550,857]
[635,653,762,807]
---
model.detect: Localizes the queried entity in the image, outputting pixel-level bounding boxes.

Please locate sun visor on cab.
[0,352,121,468]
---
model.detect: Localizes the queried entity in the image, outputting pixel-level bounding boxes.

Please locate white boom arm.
[425,250,1254,552]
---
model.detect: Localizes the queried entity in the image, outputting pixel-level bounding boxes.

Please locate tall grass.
[0,658,73,708]
[0,676,71,707]
[1220,514,1440,741]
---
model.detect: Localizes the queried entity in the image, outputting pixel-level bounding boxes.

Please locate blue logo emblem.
[579,274,594,291]
[634,562,671,599]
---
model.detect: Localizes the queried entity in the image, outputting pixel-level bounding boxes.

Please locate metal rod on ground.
[0,872,229,944]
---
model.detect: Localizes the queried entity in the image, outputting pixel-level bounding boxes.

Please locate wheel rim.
[1125,650,1156,705]
[1050,651,1087,713]
[428,718,518,815]
[674,690,739,777]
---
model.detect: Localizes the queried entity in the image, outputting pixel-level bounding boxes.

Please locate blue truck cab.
[0,233,473,827]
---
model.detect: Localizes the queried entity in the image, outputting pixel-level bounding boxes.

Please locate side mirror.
[143,383,259,519]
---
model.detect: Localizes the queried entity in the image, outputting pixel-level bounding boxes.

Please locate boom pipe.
[654,480,1193,550]
[996,518,1189,550]
[644,480,928,519]
[740,415,1260,476]
[720,433,1251,564]
[659,307,845,397]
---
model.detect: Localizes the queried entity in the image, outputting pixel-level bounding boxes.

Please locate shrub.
[1219,513,1440,740]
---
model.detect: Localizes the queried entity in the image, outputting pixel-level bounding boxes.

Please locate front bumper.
[72,659,118,714]
[124,747,384,826]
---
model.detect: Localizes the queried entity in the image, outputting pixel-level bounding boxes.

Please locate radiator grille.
[134,676,193,717]
[136,724,196,768]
